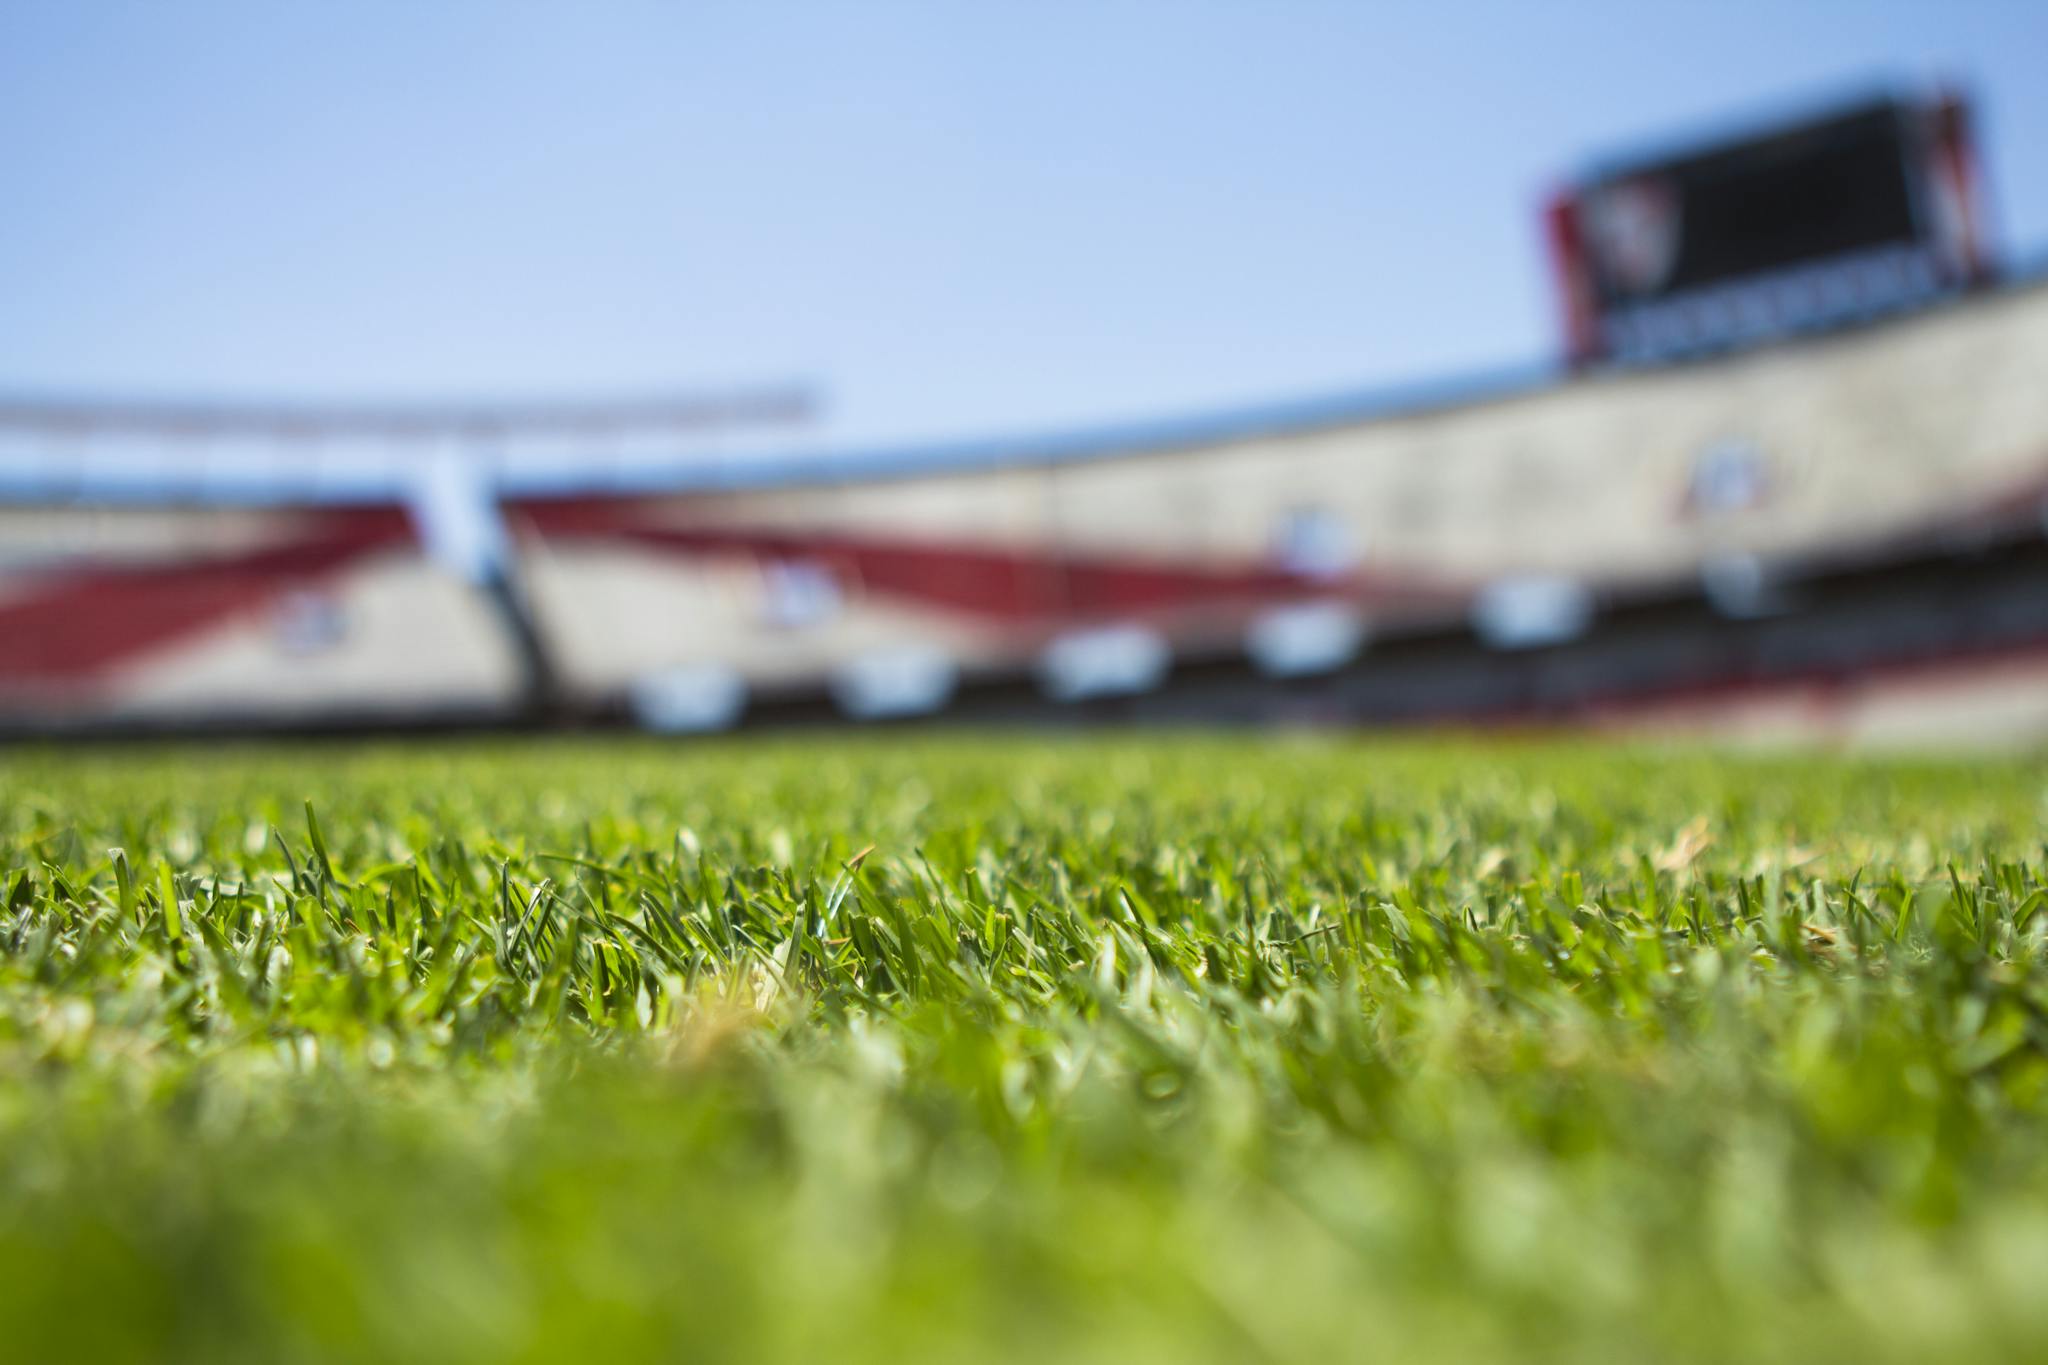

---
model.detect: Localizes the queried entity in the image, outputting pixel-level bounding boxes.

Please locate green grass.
[3,735,2048,1362]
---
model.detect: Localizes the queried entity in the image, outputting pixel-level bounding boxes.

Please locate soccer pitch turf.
[2,736,2046,1362]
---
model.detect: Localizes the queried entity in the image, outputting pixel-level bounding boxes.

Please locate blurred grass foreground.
[3,737,2048,1362]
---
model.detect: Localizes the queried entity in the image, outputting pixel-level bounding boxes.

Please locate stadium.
[8,15,2048,1361]
[8,89,2045,743]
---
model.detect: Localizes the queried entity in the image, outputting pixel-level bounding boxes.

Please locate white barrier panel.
[628,665,747,733]
[1038,625,1171,702]
[1700,552,1782,619]
[1246,602,1368,677]
[1472,577,1594,650]
[829,646,959,719]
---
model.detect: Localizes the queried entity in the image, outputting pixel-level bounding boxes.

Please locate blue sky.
[3,1,2044,447]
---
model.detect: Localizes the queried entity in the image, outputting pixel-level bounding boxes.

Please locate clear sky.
[3,1,2044,448]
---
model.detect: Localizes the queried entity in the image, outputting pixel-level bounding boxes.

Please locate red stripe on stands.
[611,524,1327,620]
[0,508,413,685]
[515,500,1459,624]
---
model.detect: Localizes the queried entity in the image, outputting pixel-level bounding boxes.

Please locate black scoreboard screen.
[1547,92,1991,365]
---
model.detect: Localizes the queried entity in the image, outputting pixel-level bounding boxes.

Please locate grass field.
[3,736,2047,1362]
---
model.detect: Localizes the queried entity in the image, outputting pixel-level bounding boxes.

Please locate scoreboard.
[1547,91,1992,366]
